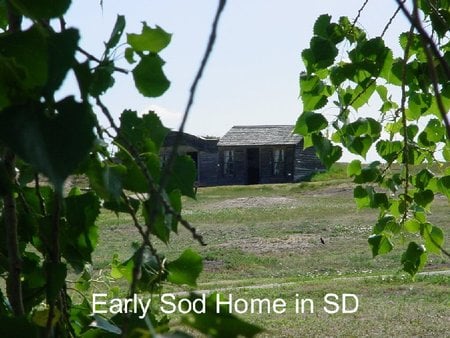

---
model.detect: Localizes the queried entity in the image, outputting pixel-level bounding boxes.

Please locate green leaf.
[90,61,115,97]
[373,215,399,234]
[0,25,48,96]
[443,142,450,162]
[404,219,420,233]
[75,267,92,292]
[132,54,170,97]
[44,28,79,95]
[86,159,126,201]
[105,15,126,52]
[345,135,372,158]
[302,92,328,111]
[0,316,39,337]
[408,92,432,120]
[73,61,92,100]
[0,2,7,30]
[182,293,263,338]
[430,8,450,39]
[406,124,419,141]
[168,189,182,232]
[413,189,434,208]
[303,36,338,72]
[376,140,402,162]
[373,193,390,209]
[413,169,434,190]
[311,133,342,169]
[10,0,71,19]
[63,192,100,271]
[421,223,444,255]
[401,242,427,276]
[45,262,67,302]
[347,159,361,177]
[368,234,393,257]
[0,97,96,191]
[330,63,355,86]
[351,80,376,109]
[353,164,380,184]
[90,314,122,335]
[313,14,332,38]
[166,155,197,198]
[120,155,161,193]
[437,176,450,198]
[294,111,328,136]
[124,47,136,64]
[353,185,372,209]
[167,249,202,287]
[127,23,172,53]
[117,110,169,154]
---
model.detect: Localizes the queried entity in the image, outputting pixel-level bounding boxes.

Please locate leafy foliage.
[0,1,259,337]
[297,5,450,277]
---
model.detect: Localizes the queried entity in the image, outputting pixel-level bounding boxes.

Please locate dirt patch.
[203,259,226,272]
[310,184,354,197]
[217,234,318,254]
[210,196,297,209]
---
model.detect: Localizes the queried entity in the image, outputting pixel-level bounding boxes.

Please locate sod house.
[161,125,324,186]
[216,125,324,185]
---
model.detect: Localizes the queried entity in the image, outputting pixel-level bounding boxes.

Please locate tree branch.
[3,1,24,317]
[3,150,24,316]
[395,0,450,79]
[159,0,227,189]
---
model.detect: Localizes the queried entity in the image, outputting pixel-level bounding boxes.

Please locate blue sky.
[63,1,409,150]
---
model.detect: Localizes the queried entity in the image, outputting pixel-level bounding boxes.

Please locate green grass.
[92,178,450,336]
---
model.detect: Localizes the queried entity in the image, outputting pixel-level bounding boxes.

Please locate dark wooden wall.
[259,146,295,184]
[294,141,325,181]
[216,148,247,185]
[162,139,325,186]
[197,152,219,186]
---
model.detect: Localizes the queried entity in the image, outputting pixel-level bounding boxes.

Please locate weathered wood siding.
[217,147,246,185]
[197,152,218,186]
[259,146,296,184]
[294,141,325,181]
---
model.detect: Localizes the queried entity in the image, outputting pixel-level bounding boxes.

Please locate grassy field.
[92,167,450,337]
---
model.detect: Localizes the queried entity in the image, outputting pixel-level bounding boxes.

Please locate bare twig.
[45,193,62,338]
[96,98,206,246]
[352,0,370,27]
[159,0,227,189]
[3,2,24,317]
[77,47,128,74]
[3,150,24,316]
[400,24,415,224]
[381,1,404,37]
[395,0,450,79]
[409,0,450,140]
[35,173,47,215]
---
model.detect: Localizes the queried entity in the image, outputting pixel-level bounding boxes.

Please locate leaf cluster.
[297,5,450,277]
[0,1,258,337]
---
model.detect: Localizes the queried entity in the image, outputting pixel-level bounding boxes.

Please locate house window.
[272,148,285,176]
[223,150,234,175]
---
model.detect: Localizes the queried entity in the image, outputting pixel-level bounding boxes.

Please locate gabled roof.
[163,131,218,152]
[217,125,301,146]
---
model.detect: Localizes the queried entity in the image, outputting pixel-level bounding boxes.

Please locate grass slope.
[94,171,450,336]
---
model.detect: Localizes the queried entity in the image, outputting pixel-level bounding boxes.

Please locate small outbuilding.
[160,131,219,187]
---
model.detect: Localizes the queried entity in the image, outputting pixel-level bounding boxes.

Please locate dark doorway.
[246,148,260,184]
[187,151,199,180]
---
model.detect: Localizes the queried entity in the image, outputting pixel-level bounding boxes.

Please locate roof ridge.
[231,125,295,128]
